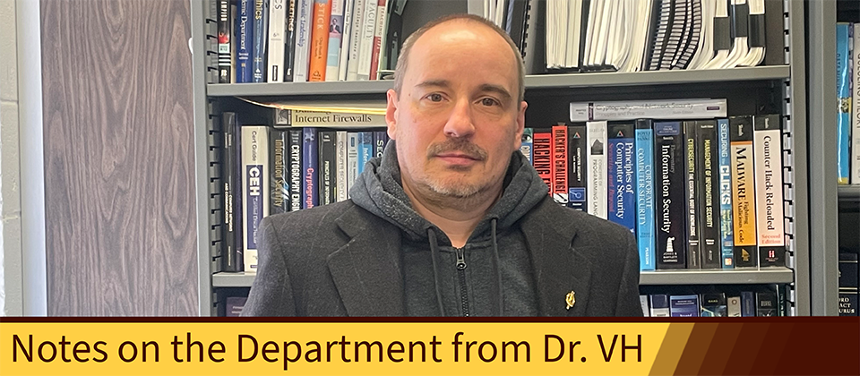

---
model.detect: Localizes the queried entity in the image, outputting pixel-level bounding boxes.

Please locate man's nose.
[443,99,476,138]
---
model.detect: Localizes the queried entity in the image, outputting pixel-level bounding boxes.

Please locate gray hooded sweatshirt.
[349,142,551,316]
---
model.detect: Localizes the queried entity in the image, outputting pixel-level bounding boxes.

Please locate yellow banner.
[0,321,688,376]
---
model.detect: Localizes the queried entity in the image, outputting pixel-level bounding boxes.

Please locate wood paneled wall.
[41,0,198,315]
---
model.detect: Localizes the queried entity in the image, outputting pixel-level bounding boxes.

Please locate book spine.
[669,295,700,317]
[356,0,377,80]
[520,128,533,163]
[252,0,269,83]
[284,0,297,82]
[568,125,587,211]
[270,129,290,214]
[338,0,355,81]
[684,120,701,269]
[755,290,778,317]
[357,131,373,175]
[221,113,242,272]
[699,292,727,317]
[368,0,388,80]
[218,0,233,83]
[373,130,386,158]
[569,98,728,122]
[726,295,741,317]
[586,121,607,218]
[319,130,336,205]
[717,118,734,268]
[532,128,553,195]
[754,114,786,267]
[635,119,655,271]
[654,121,687,269]
[639,295,650,317]
[649,294,670,317]
[697,120,721,269]
[346,0,365,81]
[289,130,303,211]
[741,291,755,316]
[236,0,254,83]
[336,131,348,202]
[293,0,313,82]
[325,0,345,81]
[302,127,319,209]
[730,115,758,267]
[853,25,860,185]
[607,121,636,232]
[308,0,332,81]
[347,132,359,197]
[268,0,286,82]
[552,124,569,205]
[837,23,850,184]
[289,110,385,126]
[242,125,269,271]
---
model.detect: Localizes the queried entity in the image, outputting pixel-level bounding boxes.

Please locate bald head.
[393,14,525,103]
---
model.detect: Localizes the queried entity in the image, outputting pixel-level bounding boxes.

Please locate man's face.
[386,21,526,201]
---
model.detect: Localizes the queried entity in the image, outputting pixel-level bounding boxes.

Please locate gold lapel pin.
[565,291,576,310]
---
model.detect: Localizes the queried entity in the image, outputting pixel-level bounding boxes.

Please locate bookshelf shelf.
[640,269,795,285]
[837,185,860,201]
[214,269,795,288]
[206,66,791,97]
[213,272,257,288]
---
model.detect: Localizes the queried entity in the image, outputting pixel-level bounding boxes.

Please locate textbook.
[607,121,636,233]
[717,118,735,268]
[568,124,587,212]
[570,98,727,122]
[635,119,656,271]
[242,125,270,271]
[753,114,786,267]
[654,121,687,269]
[730,115,757,268]
[586,121,607,218]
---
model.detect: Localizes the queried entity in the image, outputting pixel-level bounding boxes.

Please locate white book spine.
[336,131,349,202]
[852,29,860,184]
[293,0,314,82]
[325,0,346,81]
[267,0,287,82]
[242,126,270,272]
[570,99,728,121]
[753,116,785,248]
[347,132,359,198]
[338,0,356,81]
[346,0,365,81]
[587,121,608,219]
[356,0,378,80]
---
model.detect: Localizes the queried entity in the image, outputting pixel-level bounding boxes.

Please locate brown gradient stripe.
[649,323,694,375]
[691,322,745,375]
[673,323,720,375]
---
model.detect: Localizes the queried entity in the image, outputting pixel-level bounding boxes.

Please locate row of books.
[528,99,786,272]
[836,22,860,185]
[639,286,788,317]
[839,249,859,316]
[219,110,389,272]
[484,0,782,74]
[216,0,403,83]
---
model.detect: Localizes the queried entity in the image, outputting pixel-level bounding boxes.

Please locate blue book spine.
[837,23,851,184]
[521,128,533,163]
[236,0,254,83]
[607,122,636,233]
[741,291,756,317]
[252,0,269,83]
[357,132,373,174]
[302,127,319,209]
[717,118,734,268]
[635,120,655,271]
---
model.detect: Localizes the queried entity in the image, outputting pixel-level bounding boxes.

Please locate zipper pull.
[455,247,467,270]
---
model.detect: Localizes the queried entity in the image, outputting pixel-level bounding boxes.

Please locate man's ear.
[513,100,528,150]
[385,89,398,140]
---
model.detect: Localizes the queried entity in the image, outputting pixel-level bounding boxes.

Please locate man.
[243,14,642,316]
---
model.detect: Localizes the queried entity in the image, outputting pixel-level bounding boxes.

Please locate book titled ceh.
[241,125,270,272]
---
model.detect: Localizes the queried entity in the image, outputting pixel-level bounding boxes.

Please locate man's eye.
[480,98,499,107]
[427,93,443,102]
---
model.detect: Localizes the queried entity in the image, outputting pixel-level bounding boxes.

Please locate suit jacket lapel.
[521,197,593,317]
[327,205,405,316]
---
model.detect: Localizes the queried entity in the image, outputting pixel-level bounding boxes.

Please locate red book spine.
[532,129,553,194]
[368,0,387,80]
[552,124,568,205]
[308,0,332,82]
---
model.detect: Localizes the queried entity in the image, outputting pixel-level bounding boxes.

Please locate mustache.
[427,138,488,160]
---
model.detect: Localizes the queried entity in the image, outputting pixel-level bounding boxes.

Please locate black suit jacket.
[243,196,643,316]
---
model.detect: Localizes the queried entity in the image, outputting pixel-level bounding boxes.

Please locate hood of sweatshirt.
[349,141,549,244]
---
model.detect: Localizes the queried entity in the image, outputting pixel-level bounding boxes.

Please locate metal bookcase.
[190,0,811,316]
